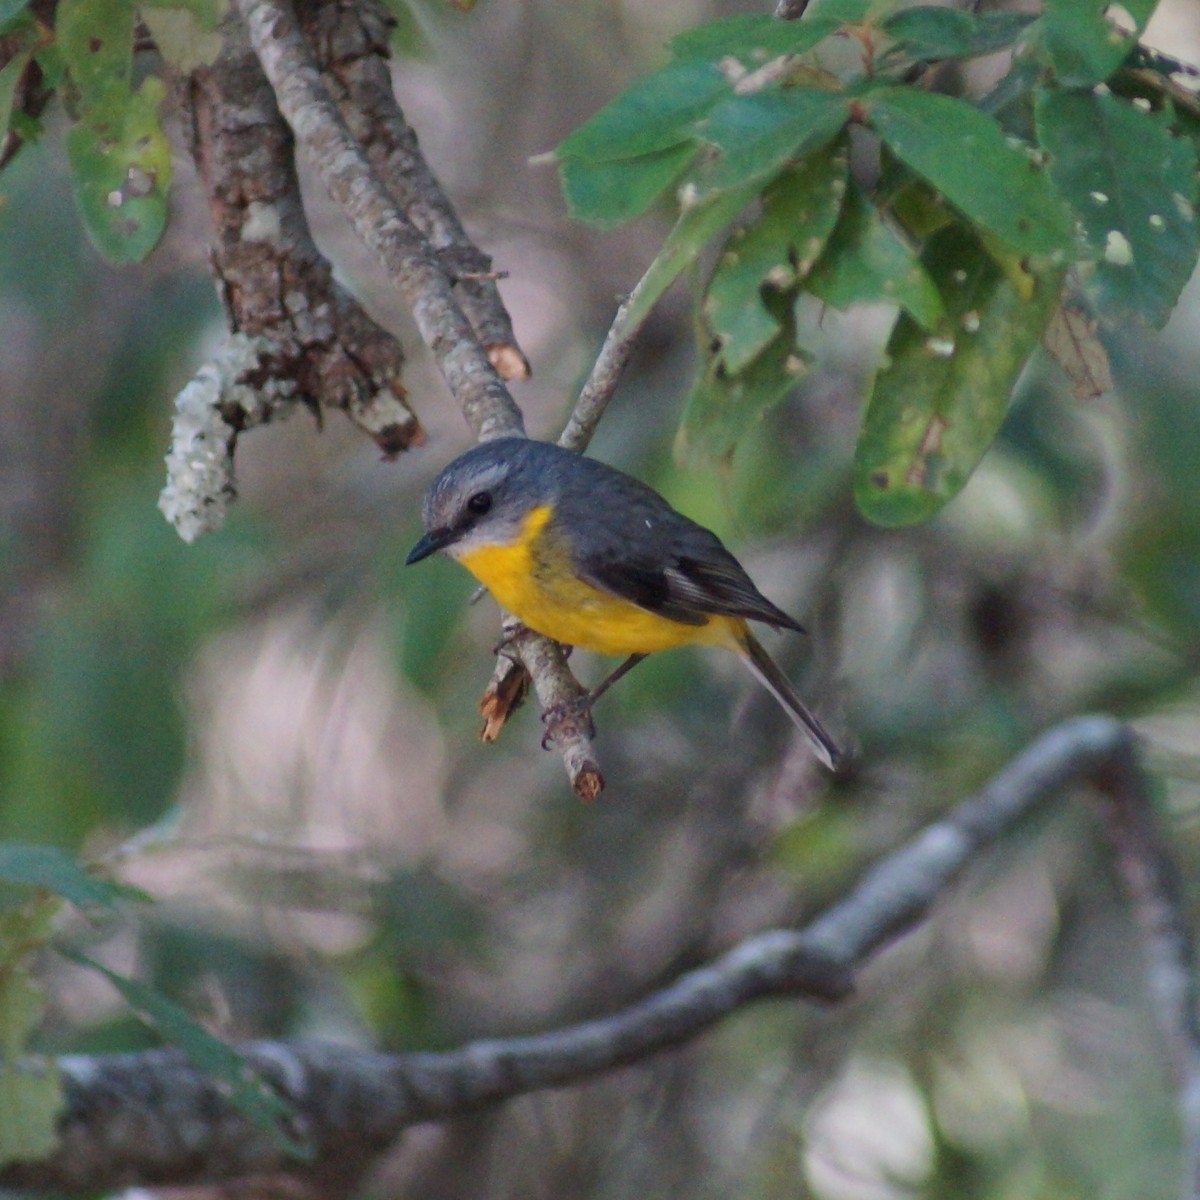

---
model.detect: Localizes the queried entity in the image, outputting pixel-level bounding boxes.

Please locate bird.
[405,437,841,769]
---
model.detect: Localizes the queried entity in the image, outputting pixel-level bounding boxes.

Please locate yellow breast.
[457,504,738,656]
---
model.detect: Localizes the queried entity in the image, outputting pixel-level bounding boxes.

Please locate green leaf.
[0,968,62,1167]
[66,951,310,1159]
[854,226,1064,526]
[66,78,173,262]
[670,14,840,65]
[677,326,810,465]
[705,146,849,373]
[694,88,849,194]
[622,181,760,333]
[804,0,873,21]
[140,6,224,71]
[0,39,34,138]
[806,181,944,328]
[58,0,172,261]
[556,59,729,162]
[57,0,135,101]
[1035,85,1199,329]
[141,0,222,28]
[1043,0,1156,87]
[0,843,149,910]
[559,141,698,226]
[882,7,1036,62]
[0,0,30,29]
[866,87,1076,257]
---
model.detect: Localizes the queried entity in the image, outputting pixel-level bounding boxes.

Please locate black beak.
[405,529,454,565]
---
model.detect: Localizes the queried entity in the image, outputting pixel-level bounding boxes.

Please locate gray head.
[405,438,565,565]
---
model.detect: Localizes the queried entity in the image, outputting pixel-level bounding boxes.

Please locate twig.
[4,717,1195,1192]
[298,0,530,381]
[557,274,654,454]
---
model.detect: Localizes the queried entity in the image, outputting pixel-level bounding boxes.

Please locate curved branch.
[3,717,1193,1193]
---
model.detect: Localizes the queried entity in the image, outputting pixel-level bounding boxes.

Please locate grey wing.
[560,472,804,632]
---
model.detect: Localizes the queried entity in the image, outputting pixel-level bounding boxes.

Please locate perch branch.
[233,0,598,793]
[4,717,1195,1193]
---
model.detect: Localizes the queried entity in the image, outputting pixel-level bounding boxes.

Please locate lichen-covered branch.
[160,16,424,541]
[3,718,1194,1194]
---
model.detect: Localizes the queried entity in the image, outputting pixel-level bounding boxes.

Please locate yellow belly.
[457,505,740,657]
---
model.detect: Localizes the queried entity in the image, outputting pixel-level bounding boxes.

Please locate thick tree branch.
[3,717,1194,1193]
[160,16,426,542]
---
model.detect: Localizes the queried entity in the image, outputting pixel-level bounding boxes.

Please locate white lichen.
[158,334,295,542]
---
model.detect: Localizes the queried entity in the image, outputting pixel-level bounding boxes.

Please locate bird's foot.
[540,693,595,750]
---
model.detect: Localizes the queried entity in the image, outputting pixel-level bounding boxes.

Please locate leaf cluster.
[554,0,1200,526]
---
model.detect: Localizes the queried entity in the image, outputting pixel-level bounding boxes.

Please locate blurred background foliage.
[3,0,1200,1196]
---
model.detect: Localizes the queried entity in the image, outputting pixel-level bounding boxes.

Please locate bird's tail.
[737,630,842,771]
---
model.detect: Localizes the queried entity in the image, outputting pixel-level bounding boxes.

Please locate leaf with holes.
[621,181,761,333]
[57,0,135,100]
[705,146,849,374]
[854,226,1064,526]
[1035,85,1199,329]
[866,87,1077,257]
[677,324,810,465]
[67,78,172,262]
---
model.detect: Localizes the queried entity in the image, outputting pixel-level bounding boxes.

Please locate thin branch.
[4,717,1195,1193]
[299,0,530,381]
[557,272,655,455]
[161,16,425,541]
[234,0,522,441]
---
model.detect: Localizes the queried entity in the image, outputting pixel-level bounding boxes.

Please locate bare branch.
[4,717,1194,1193]
[557,272,656,455]
[234,0,522,441]
[299,0,530,381]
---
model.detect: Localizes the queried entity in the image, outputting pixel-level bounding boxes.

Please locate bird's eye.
[466,491,493,516]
